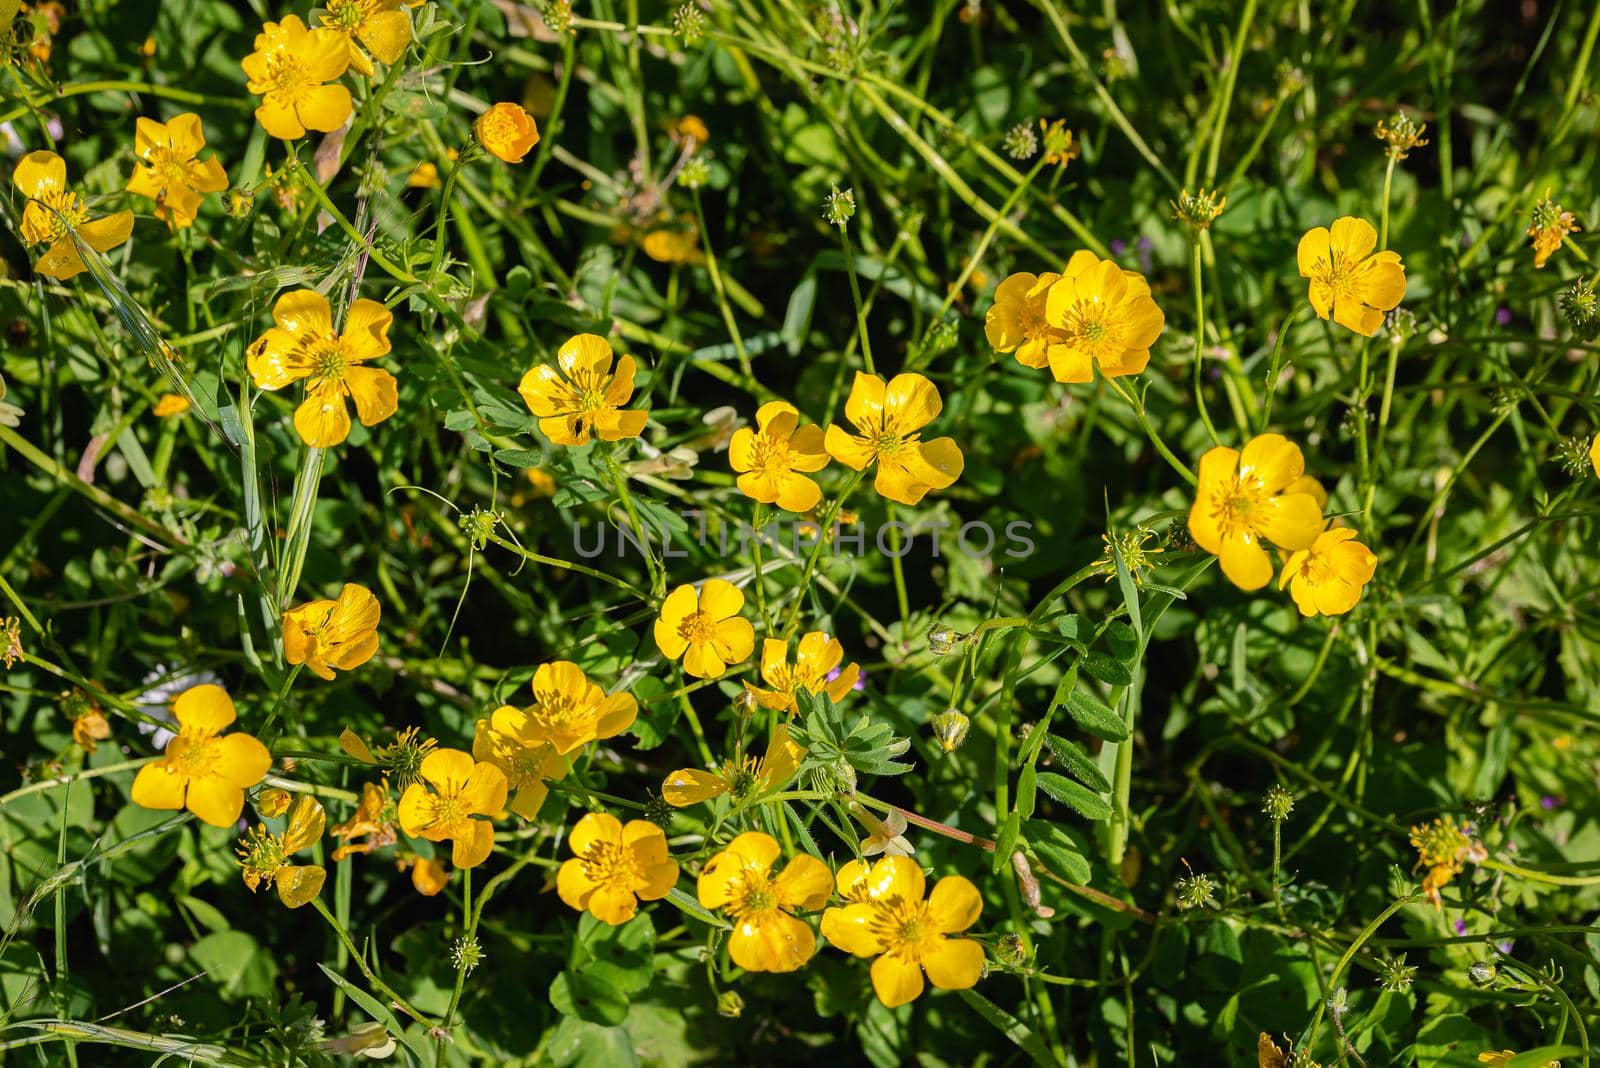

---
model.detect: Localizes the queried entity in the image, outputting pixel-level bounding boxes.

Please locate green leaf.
[1056,614,1088,647]
[550,969,629,1026]
[957,989,1055,1066]
[1103,620,1139,665]
[1505,1048,1582,1068]
[1024,820,1092,885]
[1016,763,1038,820]
[993,810,1021,873]
[1044,735,1112,793]
[664,886,730,929]
[317,963,431,1065]
[493,447,546,468]
[1063,689,1129,742]
[189,931,277,999]
[1036,773,1112,821]
[1081,651,1133,687]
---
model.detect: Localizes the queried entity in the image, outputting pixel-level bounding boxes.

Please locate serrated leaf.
[1063,689,1128,742]
[1036,773,1112,821]
[1044,735,1112,793]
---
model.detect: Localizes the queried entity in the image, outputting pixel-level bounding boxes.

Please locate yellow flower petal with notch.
[12,150,134,281]
[1187,434,1325,591]
[556,812,680,925]
[652,579,754,679]
[283,582,381,680]
[131,684,272,828]
[1296,216,1406,336]
[824,373,963,506]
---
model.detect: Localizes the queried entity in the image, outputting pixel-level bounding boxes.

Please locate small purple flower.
[1137,236,1154,274]
[1495,939,1515,955]
[1454,918,1468,935]
[1540,795,1558,810]
[1496,307,1512,326]
[826,665,866,692]
[1110,238,1128,256]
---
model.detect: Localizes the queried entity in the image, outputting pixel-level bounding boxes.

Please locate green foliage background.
[1,0,1599,1065]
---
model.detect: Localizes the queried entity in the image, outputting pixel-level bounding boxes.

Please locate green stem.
[1304,894,1418,1052]
[781,471,863,636]
[1202,0,1258,186]
[1190,238,1222,446]
[838,223,875,375]
[1105,378,1196,485]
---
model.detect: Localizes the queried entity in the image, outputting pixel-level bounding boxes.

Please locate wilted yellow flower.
[247,290,398,448]
[697,832,831,973]
[71,708,111,754]
[283,583,381,681]
[1,617,22,669]
[124,114,228,230]
[236,796,327,908]
[671,114,710,148]
[330,780,398,860]
[152,394,191,418]
[397,749,508,868]
[475,102,541,163]
[317,0,411,77]
[1409,816,1486,908]
[1037,119,1078,169]
[1279,527,1378,617]
[131,684,272,828]
[662,723,802,807]
[241,16,353,140]
[1042,250,1165,383]
[821,855,985,1007]
[729,401,830,512]
[557,812,679,925]
[1527,193,1580,269]
[825,373,964,506]
[749,632,859,713]
[13,151,135,281]
[653,579,755,679]
[1188,434,1325,591]
[1297,216,1407,336]
[405,855,449,896]
[517,334,648,447]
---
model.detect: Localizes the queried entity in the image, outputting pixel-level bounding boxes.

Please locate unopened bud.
[926,625,963,656]
[256,788,292,818]
[717,991,744,1018]
[930,709,970,753]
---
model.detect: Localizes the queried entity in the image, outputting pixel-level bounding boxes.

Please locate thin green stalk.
[1105,378,1196,485]
[278,446,325,609]
[838,222,875,375]
[690,188,754,381]
[1190,238,1222,446]
[1202,0,1259,186]
[1258,303,1305,432]
[1304,894,1418,1052]
[781,471,863,636]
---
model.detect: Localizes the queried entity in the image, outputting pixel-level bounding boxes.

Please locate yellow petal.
[729,911,815,973]
[185,777,246,828]
[569,811,623,855]
[870,951,925,1007]
[663,768,728,807]
[357,7,411,63]
[173,683,237,734]
[275,864,327,908]
[883,373,942,431]
[773,854,832,911]
[698,578,744,621]
[450,820,495,868]
[13,150,66,198]
[212,733,272,787]
[868,855,925,903]
[293,381,352,448]
[344,366,398,428]
[1238,434,1304,494]
[298,83,353,133]
[824,424,874,470]
[1295,226,1331,278]
[926,875,982,933]
[820,903,882,955]
[1328,215,1378,261]
[342,299,394,360]
[843,372,886,431]
[921,936,985,990]
[131,762,185,811]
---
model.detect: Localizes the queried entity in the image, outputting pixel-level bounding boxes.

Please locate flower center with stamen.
[1209,474,1266,541]
[527,688,584,731]
[306,339,349,384]
[580,840,638,886]
[677,609,717,645]
[749,436,791,478]
[263,51,309,96]
[1057,298,1117,355]
[426,792,468,828]
[28,188,89,245]
[728,868,778,919]
[171,734,219,776]
[1311,251,1358,301]
[325,0,370,31]
[867,897,933,959]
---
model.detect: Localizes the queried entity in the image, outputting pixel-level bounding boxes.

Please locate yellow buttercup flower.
[671,114,710,148]
[317,0,411,78]
[557,812,680,925]
[1187,434,1325,591]
[397,749,508,868]
[475,102,541,163]
[407,161,441,189]
[246,289,399,448]
[653,578,755,679]
[696,832,832,973]
[1296,216,1407,336]
[1041,250,1165,383]
[236,795,327,908]
[71,708,111,754]
[824,372,964,506]
[1590,435,1599,479]
[131,684,272,828]
[241,16,353,140]
[985,270,1064,369]
[124,113,228,230]
[729,401,831,512]
[473,661,636,818]
[152,394,191,418]
[662,723,802,807]
[641,229,703,265]
[283,582,381,680]
[1278,527,1378,617]
[13,150,135,281]
[517,334,649,447]
[749,632,859,713]
[820,855,985,1007]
